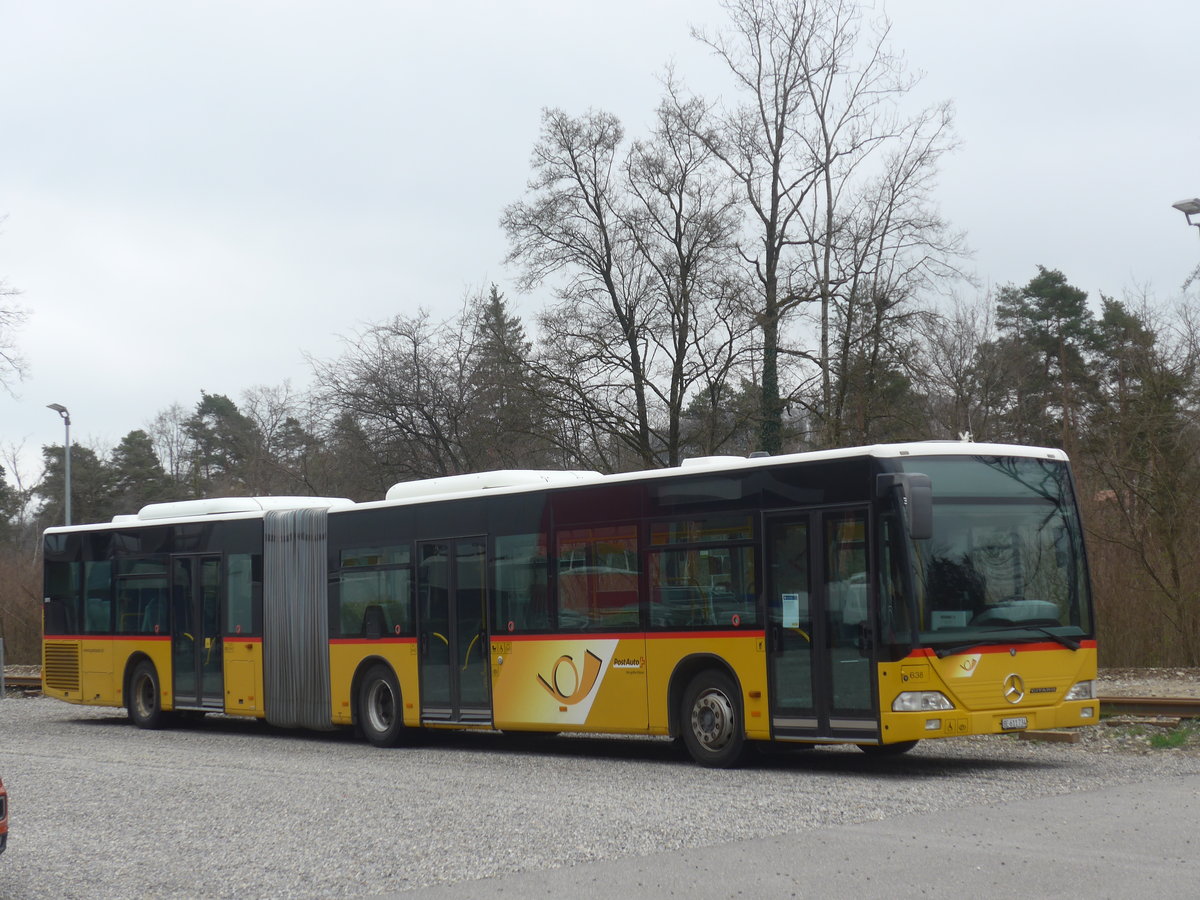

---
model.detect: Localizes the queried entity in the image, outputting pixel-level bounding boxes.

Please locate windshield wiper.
[1026,626,1081,651]
[933,627,1081,658]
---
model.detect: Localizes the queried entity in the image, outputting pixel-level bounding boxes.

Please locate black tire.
[359,664,406,748]
[858,739,919,756]
[680,670,747,768]
[127,661,167,729]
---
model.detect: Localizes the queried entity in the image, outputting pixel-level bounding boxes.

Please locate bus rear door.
[170,555,224,710]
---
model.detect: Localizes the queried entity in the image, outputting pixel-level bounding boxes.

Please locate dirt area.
[1097,668,1200,698]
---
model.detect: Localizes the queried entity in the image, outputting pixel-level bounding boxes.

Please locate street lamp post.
[46,403,71,526]
[1172,198,1200,235]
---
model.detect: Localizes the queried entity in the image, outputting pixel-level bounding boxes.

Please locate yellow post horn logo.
[537,650,603,705]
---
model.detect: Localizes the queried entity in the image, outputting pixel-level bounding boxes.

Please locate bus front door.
[170,555,224,710]
[766,509,876,742]
[417,538,491,724]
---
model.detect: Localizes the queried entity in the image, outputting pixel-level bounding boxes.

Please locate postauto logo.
[537,649,604,704]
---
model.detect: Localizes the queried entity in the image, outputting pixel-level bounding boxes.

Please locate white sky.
[2,0,1198,485]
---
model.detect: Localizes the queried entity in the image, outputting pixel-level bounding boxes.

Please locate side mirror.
[876,473,933,540]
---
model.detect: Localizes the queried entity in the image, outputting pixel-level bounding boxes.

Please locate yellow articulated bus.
[41,442,1098,767]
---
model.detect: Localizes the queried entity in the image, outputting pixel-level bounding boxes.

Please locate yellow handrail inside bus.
[461,633,480,671]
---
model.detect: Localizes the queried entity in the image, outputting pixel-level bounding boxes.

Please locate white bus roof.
[348,441,1067,512]
[45,441,1067,532]
[46,496,354,534]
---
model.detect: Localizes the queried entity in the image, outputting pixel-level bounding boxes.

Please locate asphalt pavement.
[401,774,1200,899]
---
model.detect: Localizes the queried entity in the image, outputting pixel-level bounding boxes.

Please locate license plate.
[1001,716,1028,731]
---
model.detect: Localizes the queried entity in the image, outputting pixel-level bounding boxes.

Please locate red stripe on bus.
[44,634,267,642]
[329,637,417,645]
[907,638,1096,659]
[44,634,172,642]
[500,630,765,642]
[648,630,766,641]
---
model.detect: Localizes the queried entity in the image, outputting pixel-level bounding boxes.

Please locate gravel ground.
[1,671,1199,899]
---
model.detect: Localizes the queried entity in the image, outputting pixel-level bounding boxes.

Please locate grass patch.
[1149,722,1199,750]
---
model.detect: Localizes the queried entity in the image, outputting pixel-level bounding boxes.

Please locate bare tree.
[148,402,191,486]
[0,216,26,392]
[683,0,827,453]
[504,105,754,469]
[313,308,471,481]
[503,108,660,468]
[913,295,1006,440]
[625,96,755,464]
[681,0,964,451]
[239,382,323,495]
[312,291,551,485]
[0,282,26,394]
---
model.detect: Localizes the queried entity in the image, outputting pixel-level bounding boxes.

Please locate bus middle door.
[765,508,876,742]
[417,538,492,724]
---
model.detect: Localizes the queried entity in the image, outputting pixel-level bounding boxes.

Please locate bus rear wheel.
[128,661,167,730]
[681,671,747,768]
[359,665,406,748]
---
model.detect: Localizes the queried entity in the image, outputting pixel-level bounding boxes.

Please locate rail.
[1099,696,1200,718]
[3,675,42,694]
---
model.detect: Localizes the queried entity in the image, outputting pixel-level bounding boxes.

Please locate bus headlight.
[892,691,954,712]
[1064,680,1095,701]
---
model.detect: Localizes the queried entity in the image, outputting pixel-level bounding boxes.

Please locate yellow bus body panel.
[645,633,770,740]
[222,638,264,716]
[878,643,1099,743]
[491,635,648,733]
[42,637,175,710]
[490,632,769,739]
[328,639,420,728]
[46,634,1097,748]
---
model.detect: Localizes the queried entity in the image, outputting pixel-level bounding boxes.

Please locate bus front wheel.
[681,671,747,768]
[128,661,167,730]
[359,665,406,748]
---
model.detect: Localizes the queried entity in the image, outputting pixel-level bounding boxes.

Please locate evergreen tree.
[36,444,111,526]
[467,285,550,467]
[994,267,1097,448]
[108,430,175,513]
[0,464,19,541]
[184,392,263,495]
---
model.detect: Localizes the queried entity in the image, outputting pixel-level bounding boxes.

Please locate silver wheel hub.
[366,681,395,733]
[691,688,734,750]
[135,676,154,717]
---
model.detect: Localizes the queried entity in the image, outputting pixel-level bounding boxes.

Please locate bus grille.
[43,642,81,692]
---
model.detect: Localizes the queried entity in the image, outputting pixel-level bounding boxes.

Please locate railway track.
[1099,696,1200,718]
[3,675,42,693]
[4,672,1199,718]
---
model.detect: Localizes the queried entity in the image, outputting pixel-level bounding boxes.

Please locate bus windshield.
[884,455,1092,654]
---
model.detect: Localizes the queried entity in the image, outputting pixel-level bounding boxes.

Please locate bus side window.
[43,561,81,635]
[335,546,413,638]
[555,526,639,630]
[493,534,550,632]
[227,553,259,635]
[647,517,757,631]
[83,561,113,634]
[86,596,112,632]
